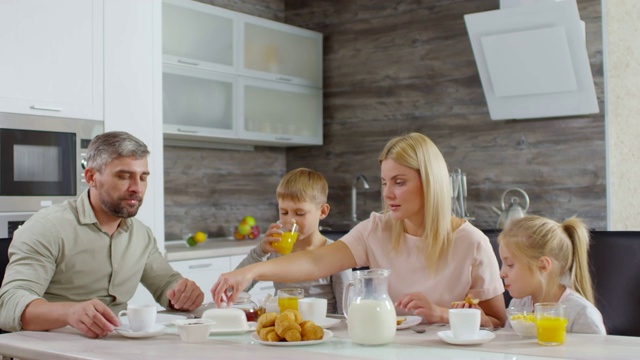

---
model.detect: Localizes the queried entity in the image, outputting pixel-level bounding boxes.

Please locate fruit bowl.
[507,307,537,337]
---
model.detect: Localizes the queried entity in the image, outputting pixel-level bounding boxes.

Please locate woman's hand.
[260,222,283,253]
[450,301,493,327]
[395,292,448,324]
[210,267,254,307]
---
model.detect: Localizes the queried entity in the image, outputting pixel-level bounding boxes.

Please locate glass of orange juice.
[277,288,304,313]
[535,302,568,346]
[271,219,299,255]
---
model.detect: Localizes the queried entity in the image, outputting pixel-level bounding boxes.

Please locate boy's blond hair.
[276,168,328,206]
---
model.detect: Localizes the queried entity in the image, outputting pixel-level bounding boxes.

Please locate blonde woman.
[498,216,606,334]
[212,132,506,327]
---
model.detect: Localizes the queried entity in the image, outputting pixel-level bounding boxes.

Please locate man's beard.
[100,194,143,218]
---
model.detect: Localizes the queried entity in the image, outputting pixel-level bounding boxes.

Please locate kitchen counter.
[164,237,261,261]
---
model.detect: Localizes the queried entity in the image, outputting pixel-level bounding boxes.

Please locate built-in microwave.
[0,113,103,213]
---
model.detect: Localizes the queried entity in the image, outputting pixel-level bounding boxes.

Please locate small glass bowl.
[507,307,537,337]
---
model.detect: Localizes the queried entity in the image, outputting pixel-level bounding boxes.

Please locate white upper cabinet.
[162,0,237,73]
[238,77,322,146]
[161,0,323,147]
[163,64,237,140]
[240,16,323,88]
[0,0,103,121]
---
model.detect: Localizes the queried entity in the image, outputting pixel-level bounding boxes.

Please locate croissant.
[275,317,302,342]
[279,309,303,324]
[259,326,281,342]
[300,320,324,341]
[257,312,278,332]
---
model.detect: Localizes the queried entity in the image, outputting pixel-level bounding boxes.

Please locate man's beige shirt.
[0,190,182,331]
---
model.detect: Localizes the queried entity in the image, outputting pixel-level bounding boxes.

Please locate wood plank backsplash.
[164,0,605,241]
[283,0,605,230]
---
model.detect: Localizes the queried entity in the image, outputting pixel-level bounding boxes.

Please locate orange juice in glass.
[272,219,298,255]
[535,302,568,346]
[277,288,304,312]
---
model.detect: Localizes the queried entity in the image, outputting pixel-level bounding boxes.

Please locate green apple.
[243,215,256,227]
[237,220,252,235]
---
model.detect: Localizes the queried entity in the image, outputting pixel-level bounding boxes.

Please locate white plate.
[120,313,188,326]
[397,315,422,330]
[315,317,341,329]
[209,322,257,335]
[437,330,496,345]
[116,324,166,338]
[251,329,333,346]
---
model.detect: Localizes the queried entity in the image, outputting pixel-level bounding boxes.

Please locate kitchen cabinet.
[240,14,323,88]
[161,0,323,147]
[0,0,103,121]
[238,77,322,146]
[162,0,237,74]
[170,257,230,304]
[162,64,237,141]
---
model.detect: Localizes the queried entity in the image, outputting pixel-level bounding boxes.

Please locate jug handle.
[500,188,530,212]
[342,280,354,319]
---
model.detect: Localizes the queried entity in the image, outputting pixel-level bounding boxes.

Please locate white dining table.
[0,319,638,360]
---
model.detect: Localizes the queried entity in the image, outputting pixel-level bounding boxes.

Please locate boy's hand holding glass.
[260,219,299,255]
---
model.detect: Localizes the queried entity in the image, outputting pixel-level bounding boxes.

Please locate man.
[0,131,204,338]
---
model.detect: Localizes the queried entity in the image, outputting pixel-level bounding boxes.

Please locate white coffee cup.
[298,297,327,323]
[449,308,480,339]
[118,304,157,332]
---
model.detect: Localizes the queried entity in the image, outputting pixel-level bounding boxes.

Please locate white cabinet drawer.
[170,257,230,304]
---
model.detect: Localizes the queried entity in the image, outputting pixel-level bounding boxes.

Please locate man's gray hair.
[86,131,150,172]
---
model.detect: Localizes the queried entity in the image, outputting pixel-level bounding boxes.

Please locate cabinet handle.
[275,136,292,141]
[30,105,62,112]
[275,76,292,82]
[188,263,213,269]
[177,59,200,66]
[177,128,199,134]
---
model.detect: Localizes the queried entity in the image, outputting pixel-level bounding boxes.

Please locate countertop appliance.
[0,113,103,213]
[1,212,34,285]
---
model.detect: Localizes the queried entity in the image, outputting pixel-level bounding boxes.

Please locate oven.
[0,113,103,213]
[0,212,33,286]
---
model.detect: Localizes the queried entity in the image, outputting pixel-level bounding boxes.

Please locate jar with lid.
[232,292,265,322]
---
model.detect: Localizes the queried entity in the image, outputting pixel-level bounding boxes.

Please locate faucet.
[351,174,371,222]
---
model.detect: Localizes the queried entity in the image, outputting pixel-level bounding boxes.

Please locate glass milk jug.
[342,268,396,345]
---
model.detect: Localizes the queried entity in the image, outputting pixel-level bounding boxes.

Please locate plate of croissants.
[252,309,333,346]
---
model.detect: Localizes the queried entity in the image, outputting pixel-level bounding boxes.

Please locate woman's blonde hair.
[276,168,328,207]
[378,132,452,270]
[498,215,595,304]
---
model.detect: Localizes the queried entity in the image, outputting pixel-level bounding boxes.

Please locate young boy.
[234,168,351,314]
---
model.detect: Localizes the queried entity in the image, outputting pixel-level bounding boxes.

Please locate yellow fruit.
[194,231,207,243]
[237,221,252,235]
[243,215,256,227]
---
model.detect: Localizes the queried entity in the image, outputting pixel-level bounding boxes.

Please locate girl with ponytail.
[498,215,606,334]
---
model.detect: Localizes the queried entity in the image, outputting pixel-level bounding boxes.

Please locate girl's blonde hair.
[498,215,595,304]
[378,132,452,270]
[276,168,328,207]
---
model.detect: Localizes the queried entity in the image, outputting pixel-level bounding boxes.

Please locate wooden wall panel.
[284,0,605,230]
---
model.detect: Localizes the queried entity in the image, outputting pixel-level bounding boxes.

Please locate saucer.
[315,317,341,329]
[116,324,166,338]
[437,330,495,345]
[397,316,422,330]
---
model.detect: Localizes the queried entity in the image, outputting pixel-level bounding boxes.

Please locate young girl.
[234,168,351,314]
[498,215,606,334]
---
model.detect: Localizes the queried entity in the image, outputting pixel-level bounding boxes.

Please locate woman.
[211,132,506,327]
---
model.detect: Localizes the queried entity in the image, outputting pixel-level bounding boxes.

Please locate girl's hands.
[210,267,254,307]
[260,222,283,253]
[395,292,448,324]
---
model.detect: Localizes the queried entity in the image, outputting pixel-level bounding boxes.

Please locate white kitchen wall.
[604,0,640,230]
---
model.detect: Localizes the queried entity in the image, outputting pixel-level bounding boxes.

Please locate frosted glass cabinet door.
[163,64,237,139]
[238,77,322,146]
[241,16,322,88]
[162,0,237,73]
